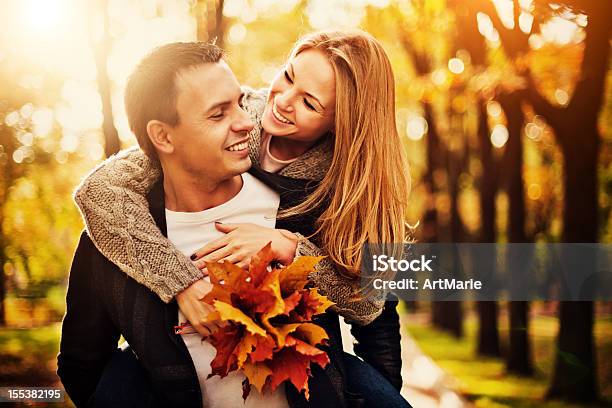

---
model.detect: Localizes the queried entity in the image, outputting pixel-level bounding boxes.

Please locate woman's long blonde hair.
[281,30,411,282]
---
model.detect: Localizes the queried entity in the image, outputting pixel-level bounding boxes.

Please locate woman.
[76,30,410,406]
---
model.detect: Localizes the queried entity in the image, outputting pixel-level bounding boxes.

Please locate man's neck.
[161,163,243,213]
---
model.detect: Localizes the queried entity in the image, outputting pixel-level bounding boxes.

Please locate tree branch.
[520,70,568,148]
[566,6,611,119]
[481,0,529,58]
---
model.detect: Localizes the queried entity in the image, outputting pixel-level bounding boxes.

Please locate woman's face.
[261,49,336,144]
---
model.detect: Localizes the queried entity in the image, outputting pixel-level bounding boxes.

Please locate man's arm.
[57,232,121,407]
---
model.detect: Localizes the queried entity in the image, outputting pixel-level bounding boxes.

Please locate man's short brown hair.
[124,42,223,159]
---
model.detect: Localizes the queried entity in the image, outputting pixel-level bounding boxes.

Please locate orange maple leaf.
[202,243,334,400]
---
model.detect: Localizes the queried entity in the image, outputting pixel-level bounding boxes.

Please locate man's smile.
[226,139,249,152]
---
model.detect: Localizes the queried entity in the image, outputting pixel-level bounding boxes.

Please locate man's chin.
[233,156,252,174]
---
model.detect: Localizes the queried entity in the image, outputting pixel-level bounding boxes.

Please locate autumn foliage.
[201,243,333,399]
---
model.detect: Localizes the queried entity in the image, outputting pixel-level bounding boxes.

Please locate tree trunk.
[477,302,500,356]
[0,242,6,326]
[438,150,464,338]
[549,301,597,401]
[475,99,501,357]
[547,142,599,401]
[91,0,120,158]
[432,90,466,338]
[499,91,533,376]
[0,127,16,327]
[540,3,609,401]
[195,0,226,47]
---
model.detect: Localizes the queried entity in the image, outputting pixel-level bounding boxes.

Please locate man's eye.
[304,98,316,111]
[284,71,293,84]
[210,112,224,119]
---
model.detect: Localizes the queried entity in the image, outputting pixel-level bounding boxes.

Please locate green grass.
[1,308,611,408]
[404,308,612,408]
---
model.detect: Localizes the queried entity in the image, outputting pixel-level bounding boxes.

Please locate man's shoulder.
[73,230,109,266]
[75,230,94,253]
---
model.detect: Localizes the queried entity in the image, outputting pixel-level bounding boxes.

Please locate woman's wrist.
[275,229,299,265]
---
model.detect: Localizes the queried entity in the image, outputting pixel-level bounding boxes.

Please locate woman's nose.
[275,91,294,112]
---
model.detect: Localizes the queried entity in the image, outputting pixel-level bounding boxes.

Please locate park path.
[339,315,472,408]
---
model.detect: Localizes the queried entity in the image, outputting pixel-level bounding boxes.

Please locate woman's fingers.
[219,255,250,270]
[214,222,241,233]
[191,236,229,261]
[197,245,234,266]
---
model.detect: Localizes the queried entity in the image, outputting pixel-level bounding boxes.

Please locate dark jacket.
[58,169,402,407]
[249,166,403,392]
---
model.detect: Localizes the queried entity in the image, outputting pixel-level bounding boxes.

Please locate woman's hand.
[191,223,299,269]
[176,279,226,337]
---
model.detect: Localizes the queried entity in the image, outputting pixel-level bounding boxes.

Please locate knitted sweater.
[73,88,384,325]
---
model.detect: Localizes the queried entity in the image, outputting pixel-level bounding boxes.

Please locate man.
[58,42,404,408]
[58,42,299,408]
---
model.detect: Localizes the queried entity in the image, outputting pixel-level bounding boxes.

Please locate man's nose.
[233,107,254,133]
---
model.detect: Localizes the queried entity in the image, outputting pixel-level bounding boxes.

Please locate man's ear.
[146,120,174,154]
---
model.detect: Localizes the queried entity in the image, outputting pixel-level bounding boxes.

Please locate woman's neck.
[267,133,317,161]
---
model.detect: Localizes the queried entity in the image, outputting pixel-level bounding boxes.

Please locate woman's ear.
[146,120,174,155]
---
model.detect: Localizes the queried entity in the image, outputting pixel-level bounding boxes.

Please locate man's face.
[169,61,253,182]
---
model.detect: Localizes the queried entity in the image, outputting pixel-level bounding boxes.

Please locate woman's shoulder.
[240,86,268,113]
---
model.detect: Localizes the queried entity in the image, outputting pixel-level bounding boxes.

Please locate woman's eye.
[284,71,293,84]
[210,112,224,119]
[303,98,316,111]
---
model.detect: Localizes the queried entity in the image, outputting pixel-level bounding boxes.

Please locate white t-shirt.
[165,172,288,408]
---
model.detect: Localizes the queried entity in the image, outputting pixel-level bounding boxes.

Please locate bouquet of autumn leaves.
[180,243,334,400]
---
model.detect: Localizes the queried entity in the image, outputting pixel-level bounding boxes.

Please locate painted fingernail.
[190,254,197,260]
[215,221,223,224]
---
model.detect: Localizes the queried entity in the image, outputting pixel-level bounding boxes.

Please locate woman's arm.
[74,147,203,303]
[350,293,403,390]
[294,234,386,326]
[191,224,386,325]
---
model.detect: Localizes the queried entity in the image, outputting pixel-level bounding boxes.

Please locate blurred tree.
[499,90,533,375]
[90,0,120,157]
[527,1,609,401]
[475,95,502,357]
[440,81,470,338]
[484,0,610,400]
[475,0,536,377]
[451,0,502,355]
[194,0,226,47]
[0,121,19,326]
[393,0,465,337]
[0,65,32,325]
[0,98,61,326]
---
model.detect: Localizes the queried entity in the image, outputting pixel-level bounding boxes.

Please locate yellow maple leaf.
[243,362,273,394]
[266,323,302,348]
[294,323,329,346]
[213,300,266,337]
[278,256,325,295]
[307,289,335,315]
[235,333,259,369]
